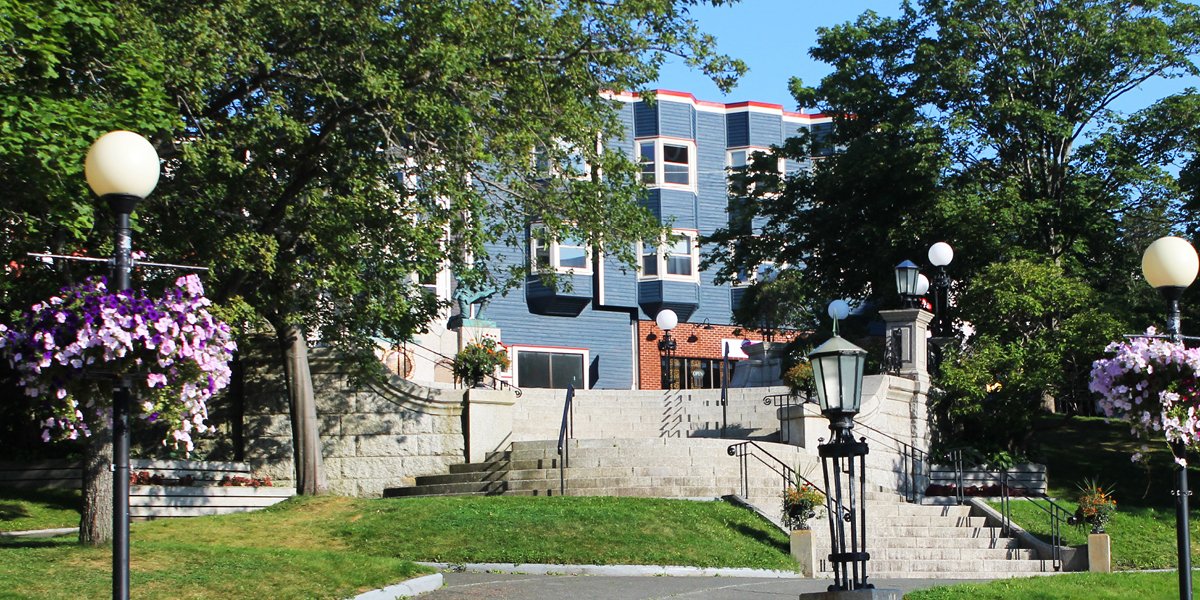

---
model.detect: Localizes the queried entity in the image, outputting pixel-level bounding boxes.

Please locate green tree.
[0,0,178,546]
[934,260,1124,456]
[1,0,748,500]
[706,0,1199,455]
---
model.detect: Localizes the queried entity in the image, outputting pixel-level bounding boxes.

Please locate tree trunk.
[279,323,326,495]
[79,426,113,545]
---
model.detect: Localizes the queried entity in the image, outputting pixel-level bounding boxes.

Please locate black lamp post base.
[799,588,902,600]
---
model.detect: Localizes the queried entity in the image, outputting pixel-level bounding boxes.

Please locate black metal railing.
[998,471,1073,571]
[394,339,522,396]
[851,420,929,504]
[727,440,824,499]
[557,384,575,496]
[929,450,1069,571]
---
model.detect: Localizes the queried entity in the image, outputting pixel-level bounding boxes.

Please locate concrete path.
[421,571,982,599]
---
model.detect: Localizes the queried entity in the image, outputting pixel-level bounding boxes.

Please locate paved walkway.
[420,571,981,599]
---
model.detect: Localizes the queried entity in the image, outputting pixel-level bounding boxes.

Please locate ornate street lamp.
[808,329,872,592]
[1141,235,1199,600]
[927,242,954,336]
[894,260,920,308]
[655,309,678,389]
[85,130,160,600]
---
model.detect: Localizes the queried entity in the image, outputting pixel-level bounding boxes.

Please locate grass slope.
[0,494,793,599]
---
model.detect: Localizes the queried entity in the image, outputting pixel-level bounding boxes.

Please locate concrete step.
[865,547,1036,561]
[415,471,509,486]
[863,558,1055,574]
[866,525,1005,538]
[448,461,510,475]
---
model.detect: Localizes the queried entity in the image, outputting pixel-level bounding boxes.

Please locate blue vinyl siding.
[726,113,749,148]
[476,94,827,389]
[634,102,658,138]
[600,252,638,309]
[658,102,695,139]
[748,113,783,148]
[695,112,727,236]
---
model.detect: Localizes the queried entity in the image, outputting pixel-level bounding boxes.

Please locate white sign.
[722,339,752,359]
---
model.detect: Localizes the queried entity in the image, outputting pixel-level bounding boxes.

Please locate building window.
[514,347,588,389]
[640,229,699,281]
[531,224,592,274]
[727,147,784,196]
[637,138,696,189]
[662,357,734,390]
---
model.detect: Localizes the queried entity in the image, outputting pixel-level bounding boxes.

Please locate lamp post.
[84,130,160,600]
[656,309,678,389]
[1141,235,1199,600]
[927,242,954,336]
[894,260,920,308]
[808,325,872,592]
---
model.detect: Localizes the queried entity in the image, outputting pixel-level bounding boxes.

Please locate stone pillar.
[878,309,934,384]
[464,388,517,463]
[790,529,818,577]
[780,403,827,450]
[1088,533,1112,573]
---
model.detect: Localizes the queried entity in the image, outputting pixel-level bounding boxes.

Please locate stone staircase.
[811,491,1058,579]
[384,438,808,500]
[383,437,1062,579]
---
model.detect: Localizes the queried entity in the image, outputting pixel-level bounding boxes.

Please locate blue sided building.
[478,90,832,391]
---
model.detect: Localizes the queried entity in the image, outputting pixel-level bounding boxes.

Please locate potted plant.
[452,338,509,387]
[1069,479,1116,534]
[783,482,825,530]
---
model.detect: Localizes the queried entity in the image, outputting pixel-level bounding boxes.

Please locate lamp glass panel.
[838,352,864,413]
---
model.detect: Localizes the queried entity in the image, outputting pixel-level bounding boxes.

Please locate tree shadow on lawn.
[728,522,789,554]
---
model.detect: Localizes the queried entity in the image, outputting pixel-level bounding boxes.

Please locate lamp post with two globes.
[84,130,160,600]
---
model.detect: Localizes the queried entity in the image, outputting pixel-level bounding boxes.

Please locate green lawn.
[988,416,1200,570]
[0,493,795,599]
[0,488,80,532]
[908,571,1197,600]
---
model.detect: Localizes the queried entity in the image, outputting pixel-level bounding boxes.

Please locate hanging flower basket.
[0,275,236,452]
[1089,329,1200,464]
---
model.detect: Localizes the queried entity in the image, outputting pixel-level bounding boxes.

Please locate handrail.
[393,338,523,397]
[999,470,1073,571]
[727,440,854,530]
[557,385,575,496]
[852,420,929,503]
[727,440,825,497]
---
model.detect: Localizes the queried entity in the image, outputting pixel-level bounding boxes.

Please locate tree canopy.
[706,0,1200,454]
[0,0,747,497]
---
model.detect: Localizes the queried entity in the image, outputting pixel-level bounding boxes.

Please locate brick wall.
[635,320,804,389]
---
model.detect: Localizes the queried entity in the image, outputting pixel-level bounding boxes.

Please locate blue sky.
[650,0,1196,113]
[651,0,899,110]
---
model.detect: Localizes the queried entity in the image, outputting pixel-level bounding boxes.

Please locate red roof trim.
[605,89,829,120]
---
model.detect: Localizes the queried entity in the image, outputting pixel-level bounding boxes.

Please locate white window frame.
[636,137,697,191]
[530,223,593,275]
[534,137,602,181]
[726,147,785,196]
[510,344,590,390]
[639,228,700,282]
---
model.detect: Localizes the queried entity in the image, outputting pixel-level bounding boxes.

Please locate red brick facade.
[635,320,803,389]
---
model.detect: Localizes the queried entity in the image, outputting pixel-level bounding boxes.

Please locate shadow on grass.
[1031,415,1191,509]
[0,488,81,513]
[729,522,789,553]
[0,536,79,549]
